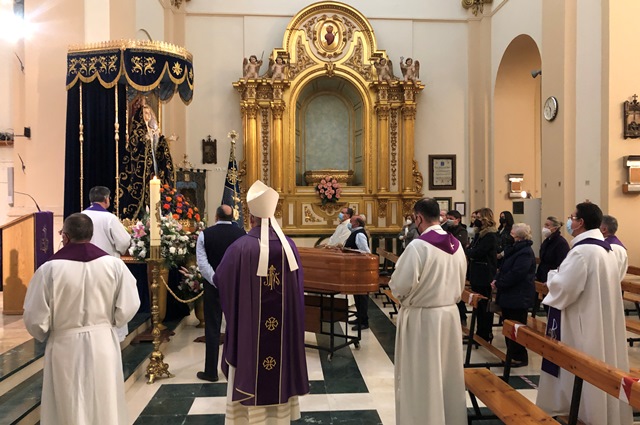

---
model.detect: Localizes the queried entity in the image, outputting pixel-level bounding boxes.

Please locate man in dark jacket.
[195,204,246,382]
[344,215,371,330]
[446,210,468,247]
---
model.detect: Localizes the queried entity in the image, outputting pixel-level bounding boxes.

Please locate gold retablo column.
[271,102,285,192]
[401,105,417,193]
[376,104,390,192]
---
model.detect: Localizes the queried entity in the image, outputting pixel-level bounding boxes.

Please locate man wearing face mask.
[327,207,354,247]
[389,198,467,425]
[344,215,371,330]
[439,210,449,231]
[536,202,631,425]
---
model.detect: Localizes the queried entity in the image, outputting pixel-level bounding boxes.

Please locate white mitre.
[246,180,299,276]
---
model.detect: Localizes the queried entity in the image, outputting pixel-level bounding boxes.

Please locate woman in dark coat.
[496,210,515,266]
[465,207,499,341]
[492,223,537,365]
[535,216,570,283]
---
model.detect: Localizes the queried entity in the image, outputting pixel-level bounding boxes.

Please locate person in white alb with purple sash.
[389,198,467,425]
[537,202,631,425]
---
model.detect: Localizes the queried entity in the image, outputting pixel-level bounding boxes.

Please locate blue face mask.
[338,213,344,221]
[347,223,353,231]
[566,218,574,236]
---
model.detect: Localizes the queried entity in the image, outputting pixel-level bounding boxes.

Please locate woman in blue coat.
[492,222,536,366]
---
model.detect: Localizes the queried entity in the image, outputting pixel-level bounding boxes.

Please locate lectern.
[1,211,54,314]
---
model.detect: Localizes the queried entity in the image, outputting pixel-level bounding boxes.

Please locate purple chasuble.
[214,226,309,406]
[48,242,109,263]
[605,235,626,249]
[418,229,460,254]
[541,237,610,377]
[85,203,109,212]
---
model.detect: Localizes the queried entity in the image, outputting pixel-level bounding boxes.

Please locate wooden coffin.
[298,247,379,294]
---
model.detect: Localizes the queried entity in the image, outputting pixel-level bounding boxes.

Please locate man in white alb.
[82,186,133,341]
[390,198,467,425]
[23,213,140,425]
[327,207,353,246]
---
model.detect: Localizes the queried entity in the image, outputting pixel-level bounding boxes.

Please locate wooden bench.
[465,368,557,424]
[461,289,508,367]
[377,248,399,317]
[503,319,640,425]
[620,279,640,346]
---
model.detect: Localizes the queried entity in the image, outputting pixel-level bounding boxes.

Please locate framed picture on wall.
[454,202,466,216]
[428,155,456,190]
[434,197,452,212]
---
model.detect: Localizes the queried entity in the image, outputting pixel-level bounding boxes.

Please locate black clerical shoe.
[510,360,529,368]
[352,324,369,331]
[197,372,219,382]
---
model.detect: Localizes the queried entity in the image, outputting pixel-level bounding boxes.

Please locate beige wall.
[606,0,640,266]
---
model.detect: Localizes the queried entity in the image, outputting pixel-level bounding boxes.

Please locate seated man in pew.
[537,202,631,425]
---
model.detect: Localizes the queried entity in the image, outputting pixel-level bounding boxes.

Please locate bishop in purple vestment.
[214,180,309,417]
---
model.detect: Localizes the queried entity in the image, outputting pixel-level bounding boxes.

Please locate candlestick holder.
[145,245,174,384]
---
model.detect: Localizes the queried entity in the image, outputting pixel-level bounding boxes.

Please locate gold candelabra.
[145,245,174,384]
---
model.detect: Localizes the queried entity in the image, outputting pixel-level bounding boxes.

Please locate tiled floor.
[125,296,545,425]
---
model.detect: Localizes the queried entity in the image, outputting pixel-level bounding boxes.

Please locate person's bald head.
[216,205,234,222]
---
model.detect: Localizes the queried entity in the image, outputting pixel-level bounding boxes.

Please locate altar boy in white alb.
[389,198,467,425]
[23,213,140,425]
[537,202,631,425]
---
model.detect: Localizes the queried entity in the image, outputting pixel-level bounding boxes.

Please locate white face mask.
[406,219,412,225]
[439,216,445,223]
[542,227,552,239]
[467,227,476,238]
[446,219,454,226]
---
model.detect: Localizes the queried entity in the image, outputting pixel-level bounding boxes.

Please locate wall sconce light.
[623,156,640,193]
[507,173,525,198]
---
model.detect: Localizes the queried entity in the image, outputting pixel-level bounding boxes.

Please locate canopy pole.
[114,83,120,217]
[79,82,84,208]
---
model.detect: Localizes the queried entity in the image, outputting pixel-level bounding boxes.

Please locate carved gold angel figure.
[243,54,263,80]
[374,57,394,82]
[400,57,420,83]
[267,56,288,83]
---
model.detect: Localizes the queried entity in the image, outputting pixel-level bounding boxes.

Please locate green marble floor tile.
[154,383,203,398]
[198,383,228,397]
[183,414,225,424]
[139,395,195,416]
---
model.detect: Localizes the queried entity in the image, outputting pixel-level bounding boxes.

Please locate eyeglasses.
[567,215,578,220]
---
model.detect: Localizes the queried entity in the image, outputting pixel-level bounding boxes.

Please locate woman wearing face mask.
[465,208,499,342]
[467,210,480,243]
[535,216,570,283]
[496,211,515,266]
[399,215,419,249]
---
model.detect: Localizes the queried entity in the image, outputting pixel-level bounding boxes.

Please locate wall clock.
[544,96,558,121]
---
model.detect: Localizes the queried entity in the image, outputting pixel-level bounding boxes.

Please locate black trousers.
[203,282,222,378]
[471,285,493,341]
[354,294,369,326]
[501,307,529,362]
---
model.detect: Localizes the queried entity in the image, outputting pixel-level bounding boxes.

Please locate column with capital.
[271,102,286,192]
[376,103,390,192]
[401,104,417,193]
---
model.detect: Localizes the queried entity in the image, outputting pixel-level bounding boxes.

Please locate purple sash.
[541,237,610,377]
[605,235,626,249]
[418,230,460,255]
[85,203,108,212]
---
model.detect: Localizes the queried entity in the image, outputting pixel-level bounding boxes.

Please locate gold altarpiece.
[233,2,424,235]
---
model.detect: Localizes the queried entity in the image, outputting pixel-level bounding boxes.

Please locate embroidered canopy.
[66,40,194,104]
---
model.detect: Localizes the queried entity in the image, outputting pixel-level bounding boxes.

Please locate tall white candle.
[150,177,161,247]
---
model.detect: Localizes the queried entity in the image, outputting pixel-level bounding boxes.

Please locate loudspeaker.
[7,166,14,207]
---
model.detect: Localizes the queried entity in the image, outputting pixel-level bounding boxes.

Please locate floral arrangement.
[160,184,201,222]
[179,264,205,296]
[316,176,342,205]
[128,213,204,268]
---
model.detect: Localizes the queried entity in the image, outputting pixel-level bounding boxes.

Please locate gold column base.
[146,246,174,384]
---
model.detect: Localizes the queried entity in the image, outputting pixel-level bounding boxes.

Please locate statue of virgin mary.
[119,96,175,219]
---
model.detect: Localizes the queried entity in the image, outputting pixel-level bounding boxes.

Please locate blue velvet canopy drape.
[63,40,194,218]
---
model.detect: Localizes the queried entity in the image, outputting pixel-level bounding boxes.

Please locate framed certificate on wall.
[428,155,456,190]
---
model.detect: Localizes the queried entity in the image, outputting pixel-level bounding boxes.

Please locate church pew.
[376,248,399,316]
[465,368,557,424]
[462,289,507,367]
[502,320,640,425]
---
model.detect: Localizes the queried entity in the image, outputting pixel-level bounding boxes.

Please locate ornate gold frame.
[233,1,424,235]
